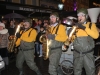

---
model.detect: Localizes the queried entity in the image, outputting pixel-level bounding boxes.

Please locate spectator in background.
[1,19,9,29]
[34,19,43,56]
[8,20,16,36]
[43,20,50,31]
[32,20,37,28]
[34,19,43,33]
[0,23,9,71]
[36,26,45,57]
[96,66,100,75]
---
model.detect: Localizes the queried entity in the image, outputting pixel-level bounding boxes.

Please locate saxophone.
[8,24,21,53]
[64,26,77,47]
[39,26,51,60]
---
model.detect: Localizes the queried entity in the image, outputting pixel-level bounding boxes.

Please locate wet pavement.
[1,53,100,75]
[1,53,50,75]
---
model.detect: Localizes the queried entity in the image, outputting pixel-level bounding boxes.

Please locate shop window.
[41,4,48,8]
[20,0,25,4]
[32,0,36,5]
[5,0,12,2]
[49,6,55,9]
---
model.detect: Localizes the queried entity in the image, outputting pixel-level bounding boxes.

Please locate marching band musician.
[15,19,42,75]
[48,12,68,75]
[71,8,99,75]
[0,23,9,71]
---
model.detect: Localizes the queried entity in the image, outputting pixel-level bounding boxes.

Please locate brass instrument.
[8,24,21,53]
[64,26,77,46]
[39,25,51,60]
[61,17,77,51]
[64,8,100,45]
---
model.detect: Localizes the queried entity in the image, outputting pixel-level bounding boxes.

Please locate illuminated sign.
[19,7,35,11]
[6,5,52,13]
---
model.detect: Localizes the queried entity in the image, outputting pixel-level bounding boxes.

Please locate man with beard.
[15,19,42,75]
[72,8,99,75]
[47,12,68,75]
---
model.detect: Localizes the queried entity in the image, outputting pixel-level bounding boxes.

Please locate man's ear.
[56,17,59,21]
[86,15,88,19]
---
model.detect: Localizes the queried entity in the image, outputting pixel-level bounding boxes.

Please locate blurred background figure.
[36,26,45,57]
[96,66,100,75]
[8,20,16,36]
[34,19,43,56]
[0,23,9,72]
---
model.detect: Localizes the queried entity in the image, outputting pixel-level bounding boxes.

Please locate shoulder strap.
[89,22,92,29]
[55,24,60,34]
[28,28,33,37]
[51,25,57,33]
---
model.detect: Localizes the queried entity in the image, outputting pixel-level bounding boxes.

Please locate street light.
[58,2,64,10]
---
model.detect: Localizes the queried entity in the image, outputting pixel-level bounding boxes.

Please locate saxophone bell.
[39,26,51,60]
[8,23,21,53]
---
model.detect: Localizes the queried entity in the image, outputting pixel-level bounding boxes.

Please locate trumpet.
[8,24,21,53]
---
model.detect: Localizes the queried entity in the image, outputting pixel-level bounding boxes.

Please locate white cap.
[0,23,5,28]
[67,16,77,20]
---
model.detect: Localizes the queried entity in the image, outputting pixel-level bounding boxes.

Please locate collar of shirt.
[10,25,15,28]
[84,21,87,24]
[51,23,58,27]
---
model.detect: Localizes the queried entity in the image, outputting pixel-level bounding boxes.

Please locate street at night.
[0,0,100,75]
[1,54,49,75]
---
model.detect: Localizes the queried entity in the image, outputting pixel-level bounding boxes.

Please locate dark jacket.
[36,31,45,44]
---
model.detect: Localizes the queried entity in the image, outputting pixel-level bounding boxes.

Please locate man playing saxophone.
[15,19,42,75]
[48,12,68,75]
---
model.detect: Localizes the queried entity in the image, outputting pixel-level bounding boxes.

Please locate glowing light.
[0,63,2,66]
[33,18,35,20]
[2,16,4,19]
[93,2,100,7]
[15,25,21,36]
[74,0,77,11]
[62,0,65,3]
[58,4,64,10]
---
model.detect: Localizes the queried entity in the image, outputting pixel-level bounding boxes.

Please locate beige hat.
[0,23,5,28]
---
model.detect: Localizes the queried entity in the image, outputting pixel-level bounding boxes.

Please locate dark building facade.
[89,0,100,8]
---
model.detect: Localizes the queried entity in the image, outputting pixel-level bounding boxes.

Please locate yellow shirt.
[16,28,37,47]
[50,24,68,42]
[72,22,99,41]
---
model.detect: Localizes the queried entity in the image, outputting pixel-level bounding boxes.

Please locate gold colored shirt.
[50,24,68,42]
[16,28,37,47]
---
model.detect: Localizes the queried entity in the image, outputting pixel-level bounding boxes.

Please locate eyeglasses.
[24,22,30,25]
[77,13,85,17]
[50,15,56,19]
[44,22,48,23]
